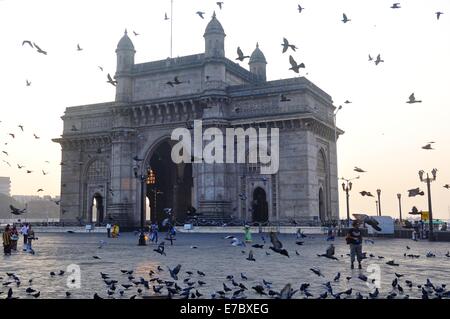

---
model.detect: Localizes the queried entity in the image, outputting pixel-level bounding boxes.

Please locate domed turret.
[116,29,135,52]
[249,43,267,81]
[115,30,135,102]
[204,12,226,58]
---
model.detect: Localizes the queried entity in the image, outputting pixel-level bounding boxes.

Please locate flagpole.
[170,0,173,58]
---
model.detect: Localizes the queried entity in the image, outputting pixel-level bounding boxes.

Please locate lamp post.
[397,193,402,224]
[340,176,359,227]
[419,169,437,241]
[375,200,378,216]
[133,166,154,231]
[376,189,382,216]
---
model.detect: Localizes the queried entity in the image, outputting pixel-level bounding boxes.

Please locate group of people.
[105,223,120,238]
[2,223,36,255]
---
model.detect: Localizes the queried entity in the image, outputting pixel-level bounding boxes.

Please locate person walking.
[106,223,112,238]
[346,220,363,269]
[26,225,36,254]
[10,225,19,251]
[20,223,29,251]
[150,222,159,244]
[2,224,12,256]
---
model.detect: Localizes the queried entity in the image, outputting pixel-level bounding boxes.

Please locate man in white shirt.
[20,223,29,251]
[106,223,111,238]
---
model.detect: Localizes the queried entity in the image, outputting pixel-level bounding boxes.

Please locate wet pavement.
[0,232,449,299]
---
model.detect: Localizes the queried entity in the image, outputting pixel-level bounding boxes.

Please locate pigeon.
[436,12,444,20]
[197,270,205,277]
[342,13,351,23]
[168,264,182,280]
[443,184,450,190]
[281,38,297,53]
[333,272,341,282]
[107,73,117,86]
[422,143,434,150]
[368,54,373,61]
[9,133,15,138]
[98,66,104,71]
[246,250,256,261]
[310,268,324,277]
[92,255,101,259]
[252,285,266,295]
[164,12,169,20]
[358,274,368,282]
[354,167,366,173]
[9,205,26,215]
[236,47,250,61]
[240,273,248,281]
[32,291,40,298]
[153,242,166,256]
[26,80,31,86]
[386,260,399,266]
[408,188,424,197]
[133,31,139,36]
[77,44,83,51]
[406,93,422,104]
[216,2,223,10]
[65,291,71,297]
[280,94,291,102]
[369,288,379,298]
[34,134,40,139]
[298,4,304,13]
[375,54,384,65]
[360,191,374,197]
[390,3,401,9]
[317,244,338,260]
[288,55,305,73]
[196,11,205,19]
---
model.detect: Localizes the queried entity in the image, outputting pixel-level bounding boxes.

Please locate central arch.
[145,139,193,226]
[252,187,268,222]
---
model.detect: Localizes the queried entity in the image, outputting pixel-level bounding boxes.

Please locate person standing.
[346,220,363,269]
[106,223,112,238]
[10,225,19,251]
[26,225,36,254]
[20,223,29,251]
[2,224,12,256]
[244,225,252,243]
[150,222,159,244]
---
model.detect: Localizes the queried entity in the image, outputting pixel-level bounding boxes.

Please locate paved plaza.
[1,232,449,299]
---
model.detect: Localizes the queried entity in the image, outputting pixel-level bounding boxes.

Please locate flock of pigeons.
[1,230,450,299]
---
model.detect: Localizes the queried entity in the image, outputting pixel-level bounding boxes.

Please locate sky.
[0,0,449,220]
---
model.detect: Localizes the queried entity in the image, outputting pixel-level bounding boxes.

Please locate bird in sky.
[368,54,373,61]
[390,3,401,9]
[344,100,352,104]
[236,47,250,61]
[422,143,434,150]
[26,80,31,86]
[22,40,33,48]
[98,66,103,71]
[436,12,444,20]
[37,188,44,192]
[196,11,205,19]
[9,205,26,215]
[106,73,117,86]
[406,93,422,104]
[360,191,374,197]
[165,12,169,20]
[375,54,384,65]
[354,166,366,173]
[408,187,424,197]
[26,170,33,174]
[2,151,8,156]
[288,55,305,73]
[281,38,297,53]
[33,42,47,55]
[33,134,40,139]
[298,4,304,13]
[342,13,351,23]
[133,31,139,36]
[444,184,450,189]
[216,2,223,10]
[77,44,83,51]
[17,164,24,169]
[9,133,15,138]
[42,170,48,175]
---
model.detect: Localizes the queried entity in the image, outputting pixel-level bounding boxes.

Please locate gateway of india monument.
[53,13,342,228]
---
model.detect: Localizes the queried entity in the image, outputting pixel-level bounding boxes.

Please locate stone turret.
[203,11,226,58]
[115,30,135,102]
[249,42,267,81]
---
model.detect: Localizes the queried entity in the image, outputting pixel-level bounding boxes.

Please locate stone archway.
[317,149,329,223]
[252,187,268,222]
[144,139,193,226]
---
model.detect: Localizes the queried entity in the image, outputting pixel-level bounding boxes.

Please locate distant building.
[13,195,41,205]
[0,177,11,196]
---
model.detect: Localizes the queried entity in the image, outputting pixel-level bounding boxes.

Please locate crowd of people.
[2,223,36,255]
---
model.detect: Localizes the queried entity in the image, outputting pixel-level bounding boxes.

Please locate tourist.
[326,225,335,241]
[150,222,159,244]
[27,225,36,254]
[244,225,252,243]
[346,220,363,269]
[166,224,176,245]
[106,222,112,238]
[20,223,29,251]
[2,224,12,256]
[111,224,119,238]
[10,225,19,251]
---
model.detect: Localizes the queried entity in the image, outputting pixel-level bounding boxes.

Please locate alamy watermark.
[170,120,279,174]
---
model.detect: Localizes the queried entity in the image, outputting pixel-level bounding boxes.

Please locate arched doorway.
[319,187,325,223]
[145,140,193,226]
[252,187,268,222]
[91,193,104,225]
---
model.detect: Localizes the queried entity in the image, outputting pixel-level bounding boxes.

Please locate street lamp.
[418,168,437,241]
[340,176,359,227]
[376,189,382,216]
[133,165,153,232]
[397,193,402,224]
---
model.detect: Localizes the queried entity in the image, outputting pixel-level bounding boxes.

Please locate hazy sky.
[0,0,449,220]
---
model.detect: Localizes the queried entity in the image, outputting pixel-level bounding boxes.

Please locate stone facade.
[53,14,342,228]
